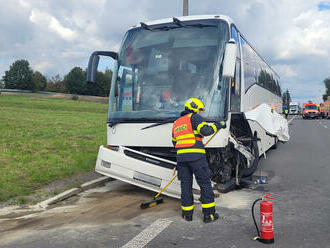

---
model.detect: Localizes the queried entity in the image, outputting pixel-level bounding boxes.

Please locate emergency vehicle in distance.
[302,101,319,119]
[319,98,330,119]
[87,15,284,196]
[289,102,300,115]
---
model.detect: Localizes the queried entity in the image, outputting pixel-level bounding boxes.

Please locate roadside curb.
[37,176,114,209]
[80,176,114,191]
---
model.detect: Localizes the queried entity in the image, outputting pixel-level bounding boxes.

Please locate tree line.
[322,77,330,101]
[1,59,112,97]
[2,59,329,101]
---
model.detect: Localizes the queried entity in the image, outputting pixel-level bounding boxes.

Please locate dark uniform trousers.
[177,157,215,216]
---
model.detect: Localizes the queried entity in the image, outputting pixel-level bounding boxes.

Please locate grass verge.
[0,95,107,202]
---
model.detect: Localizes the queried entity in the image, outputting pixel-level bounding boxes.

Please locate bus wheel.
[241,136,259,177]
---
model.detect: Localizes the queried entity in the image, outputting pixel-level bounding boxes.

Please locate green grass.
[0,95,108,202]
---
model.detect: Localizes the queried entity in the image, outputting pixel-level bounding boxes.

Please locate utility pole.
[183,0,188,16]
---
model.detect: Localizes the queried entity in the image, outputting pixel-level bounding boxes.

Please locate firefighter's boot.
[203,213,219,223]
[182,213,193,221]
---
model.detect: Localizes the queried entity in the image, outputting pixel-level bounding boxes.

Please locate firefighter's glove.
[215,121,226,130]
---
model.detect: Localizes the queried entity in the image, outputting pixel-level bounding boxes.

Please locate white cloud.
[277,8,330,59]
[19,0,30,8]
[34,61,54,72]
[273,64,297,78]
[49,16,76,41]
[29,9,76,41]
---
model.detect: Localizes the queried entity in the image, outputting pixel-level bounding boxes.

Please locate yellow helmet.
[184,98,205,112]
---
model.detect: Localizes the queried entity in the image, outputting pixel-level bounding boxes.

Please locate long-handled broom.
[140,129,220,209]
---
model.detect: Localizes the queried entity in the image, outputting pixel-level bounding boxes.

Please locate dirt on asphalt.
[0,181,180,239]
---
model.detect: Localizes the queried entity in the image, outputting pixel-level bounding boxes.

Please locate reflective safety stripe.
[211,124,217,133]
[202,202,215,209]
[177,133,195,140]
[176,139,196,145]
[172,137,177,141]
[181,205,194,211]
[177,148,205,154]
[197,122,208,134]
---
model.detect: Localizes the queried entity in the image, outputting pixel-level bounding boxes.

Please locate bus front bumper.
[95,145,201,200]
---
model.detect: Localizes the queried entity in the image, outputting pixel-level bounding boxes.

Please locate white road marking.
[318,120,328,129]
[122,218,173,248]
[288,115,297,124]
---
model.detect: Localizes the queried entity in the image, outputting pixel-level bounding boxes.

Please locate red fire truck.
[322,99,330,119]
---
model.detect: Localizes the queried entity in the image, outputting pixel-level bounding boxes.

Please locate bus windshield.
[108,20,229,123]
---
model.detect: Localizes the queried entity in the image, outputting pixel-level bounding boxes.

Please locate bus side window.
[231,59,241,112]
[231,25,240,58]
[231,25,239,43]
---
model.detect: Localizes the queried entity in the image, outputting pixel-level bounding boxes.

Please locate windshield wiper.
[141,19,214,32]
[141,119,176,130]
[108,118,176,128]
[140,22,179,31]
[108,118,134,127]
[173,17,186,27]
[140,22,153,31]
[172,18,216,28]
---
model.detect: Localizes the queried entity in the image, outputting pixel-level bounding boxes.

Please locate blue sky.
[318,2,330,10]
[0,0,329,104]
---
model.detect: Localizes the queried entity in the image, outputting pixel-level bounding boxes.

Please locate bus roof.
[132,15,234,29]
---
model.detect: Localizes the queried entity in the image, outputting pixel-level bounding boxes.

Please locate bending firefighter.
[172,98,226,223]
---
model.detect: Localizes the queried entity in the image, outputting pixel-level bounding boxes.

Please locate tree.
[46,75,66,93]
[33,71,47,92]
[86,69,112,96]
[322,77,330,101]
[282,89,291,106]
[2,60,34,90]
[65,67,86,95]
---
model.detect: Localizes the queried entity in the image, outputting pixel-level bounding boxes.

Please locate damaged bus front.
[87,15,285,197]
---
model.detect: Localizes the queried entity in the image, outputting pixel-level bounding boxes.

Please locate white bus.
[87,15,283,197]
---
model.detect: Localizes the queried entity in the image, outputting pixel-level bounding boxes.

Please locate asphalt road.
[0,116,329,248]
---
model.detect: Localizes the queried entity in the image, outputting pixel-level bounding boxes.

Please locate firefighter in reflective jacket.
[172,98,226,223]
[284,108,289,119]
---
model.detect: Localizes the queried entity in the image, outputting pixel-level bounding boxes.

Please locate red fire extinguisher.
[252,193,275,244]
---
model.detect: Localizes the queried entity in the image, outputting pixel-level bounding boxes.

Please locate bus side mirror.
[87,51,118,83]
[222,40,237,78]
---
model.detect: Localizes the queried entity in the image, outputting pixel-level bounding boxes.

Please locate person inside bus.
[172,98,226,223]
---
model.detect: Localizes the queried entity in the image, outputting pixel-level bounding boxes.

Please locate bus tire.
[241,136,259,177]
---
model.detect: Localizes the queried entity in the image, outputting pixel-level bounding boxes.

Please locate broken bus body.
[87,15,283,198]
